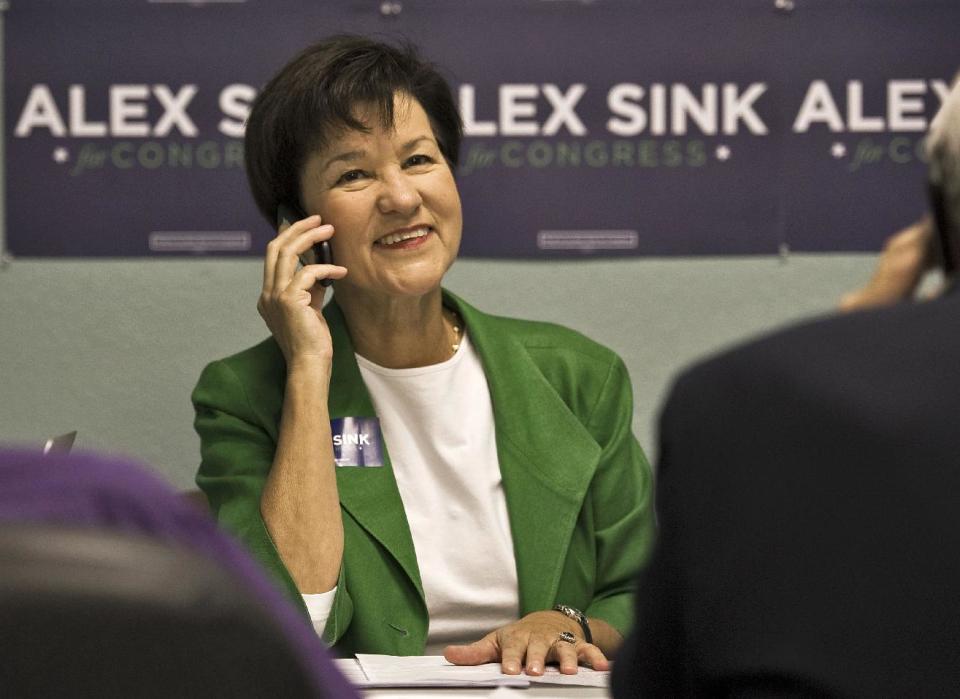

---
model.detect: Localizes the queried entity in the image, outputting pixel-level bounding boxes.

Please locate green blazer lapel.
[446,291,601,616]
[323,300,424,600]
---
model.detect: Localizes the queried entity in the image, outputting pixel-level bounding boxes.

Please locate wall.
[0,253,877,488]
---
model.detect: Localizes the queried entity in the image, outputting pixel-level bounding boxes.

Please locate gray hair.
[926,77,960,229]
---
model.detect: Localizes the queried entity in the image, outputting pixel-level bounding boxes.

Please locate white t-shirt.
[304,331,519,654]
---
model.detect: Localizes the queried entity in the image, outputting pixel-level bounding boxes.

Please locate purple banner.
[6,1,960,257]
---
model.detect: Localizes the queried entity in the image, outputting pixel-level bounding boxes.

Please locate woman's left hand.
[443,610,610,675]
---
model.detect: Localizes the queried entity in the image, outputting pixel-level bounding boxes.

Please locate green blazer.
[193,290,654,656]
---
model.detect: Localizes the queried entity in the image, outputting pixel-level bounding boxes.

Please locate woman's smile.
[374,225,435,249]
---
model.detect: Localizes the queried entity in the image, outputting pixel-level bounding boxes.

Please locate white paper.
[529,666,610,688]
[345,654,609,689]
[333,658,369,685]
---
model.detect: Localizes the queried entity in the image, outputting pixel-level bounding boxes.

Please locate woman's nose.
[377,171,422,215]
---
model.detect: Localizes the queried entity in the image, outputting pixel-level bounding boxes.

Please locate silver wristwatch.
[552,604,593,644]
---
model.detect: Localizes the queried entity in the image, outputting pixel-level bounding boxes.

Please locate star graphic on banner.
[715,145,732,161]
[830,142,847,159]
[52,147,70,164]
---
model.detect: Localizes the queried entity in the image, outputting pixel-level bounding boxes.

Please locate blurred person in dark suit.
[612,78,960,698]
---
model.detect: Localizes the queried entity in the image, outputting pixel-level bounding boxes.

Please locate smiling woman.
[191,35,654,677]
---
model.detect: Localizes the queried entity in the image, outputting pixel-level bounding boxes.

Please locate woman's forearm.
[260,361,343,593]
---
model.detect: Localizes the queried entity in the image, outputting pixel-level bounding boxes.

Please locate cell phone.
[276,201,334,287]
[928,180,959,280]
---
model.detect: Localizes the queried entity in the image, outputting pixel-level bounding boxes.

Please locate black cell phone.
[276,201,334,287]
[928,181,959,280]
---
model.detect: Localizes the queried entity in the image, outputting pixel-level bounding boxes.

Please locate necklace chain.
[444,307,462,356]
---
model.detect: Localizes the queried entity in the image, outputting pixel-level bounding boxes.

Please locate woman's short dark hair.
[244,35,463,227]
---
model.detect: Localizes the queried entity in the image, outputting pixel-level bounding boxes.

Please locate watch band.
[552,604,593,644]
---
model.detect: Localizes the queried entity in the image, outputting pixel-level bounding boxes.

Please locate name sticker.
[330,417,383,467]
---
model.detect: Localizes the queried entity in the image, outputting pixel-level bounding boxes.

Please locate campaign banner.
[5,0,959,258]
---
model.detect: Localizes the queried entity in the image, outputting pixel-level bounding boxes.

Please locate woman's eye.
[405,154,434,168]
[336,169,366,185]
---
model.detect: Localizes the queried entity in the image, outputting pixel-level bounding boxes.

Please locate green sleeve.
[321,566,354,645]
[192,358,355,640]
[583,356,656,637]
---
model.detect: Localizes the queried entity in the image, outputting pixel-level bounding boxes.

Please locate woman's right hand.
[257,214,348,365]
[259,214,347,595]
